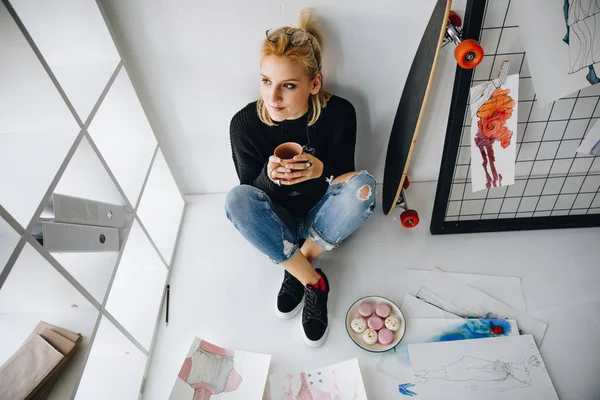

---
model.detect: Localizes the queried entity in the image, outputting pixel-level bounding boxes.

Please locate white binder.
[41,193,127,228]
[41,222,120,252]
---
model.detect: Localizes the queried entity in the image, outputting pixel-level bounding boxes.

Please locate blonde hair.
[257,9,331,126]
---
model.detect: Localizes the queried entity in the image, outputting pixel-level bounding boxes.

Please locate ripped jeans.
[225,171,376,264]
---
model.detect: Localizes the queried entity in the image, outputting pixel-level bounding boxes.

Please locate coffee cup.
[274,142,303,164]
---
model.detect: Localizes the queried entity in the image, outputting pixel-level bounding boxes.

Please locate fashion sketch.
[473,87,515,189]
[176,340,243,400]
[413,354,544,392]
[563,0,600,84]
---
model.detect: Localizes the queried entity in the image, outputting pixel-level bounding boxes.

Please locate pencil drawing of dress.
[563,0,600,83]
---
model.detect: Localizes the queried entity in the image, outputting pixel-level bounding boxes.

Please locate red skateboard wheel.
[455,39,484,69]
[400,209,420,228]
[403,177,410,189]
[448,11,462,28]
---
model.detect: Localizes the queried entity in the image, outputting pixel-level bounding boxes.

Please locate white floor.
[144,182,600,400]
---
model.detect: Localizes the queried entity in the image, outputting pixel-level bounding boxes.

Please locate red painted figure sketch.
[169,337,271,400]
[469,75,519,193]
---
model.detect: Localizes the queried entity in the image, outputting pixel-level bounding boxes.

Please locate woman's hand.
[267,155,284,186]
[272,154,324,185]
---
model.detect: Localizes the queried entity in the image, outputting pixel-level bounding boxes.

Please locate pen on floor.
[166,284,170,326]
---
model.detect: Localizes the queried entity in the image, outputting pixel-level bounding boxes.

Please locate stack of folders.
[0,321,82,400]
[33,194,129,252]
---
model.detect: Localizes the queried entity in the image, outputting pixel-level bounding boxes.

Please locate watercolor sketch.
[376,319,518,396]
[563,0,600,83]
[169,337,271,400]
[267,359,367,400]
[407,335,559,400]
[513,0,600,105]
[469,75,518,192]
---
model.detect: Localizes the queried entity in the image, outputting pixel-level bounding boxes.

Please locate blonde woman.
[226,9,376,347]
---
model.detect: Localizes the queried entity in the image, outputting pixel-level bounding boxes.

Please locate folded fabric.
[34,321,81,345]
[39,328,77,357]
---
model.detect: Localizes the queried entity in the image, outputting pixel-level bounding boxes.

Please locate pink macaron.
[376,303,391,318]
[378,328,394,345]
[367,315,384,331]
[358,301,374,318]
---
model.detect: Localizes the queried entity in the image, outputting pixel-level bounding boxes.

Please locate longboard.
[382,0,452,216]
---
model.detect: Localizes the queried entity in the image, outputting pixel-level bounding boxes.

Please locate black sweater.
[230,95,357,218]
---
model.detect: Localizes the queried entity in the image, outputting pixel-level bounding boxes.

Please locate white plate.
[345,295,407,353]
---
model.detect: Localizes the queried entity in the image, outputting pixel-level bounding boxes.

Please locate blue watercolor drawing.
[395,319,513,397]
[395,319,512,367]
[433,319,512,342]
[398,383,417,397]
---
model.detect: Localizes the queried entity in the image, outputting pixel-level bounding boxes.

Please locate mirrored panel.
[75,316,147,400]
[0,3,80,227]
[0,242,98,399]
[137,149,185,265]
[105,220,167,349]
[87,68,157,206]
[32,136,132,303]
[10,0,121,121]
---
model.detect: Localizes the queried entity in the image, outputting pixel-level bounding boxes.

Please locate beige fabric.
[0,333,63,400]
[34,321,80,344]
[39,329,76,357]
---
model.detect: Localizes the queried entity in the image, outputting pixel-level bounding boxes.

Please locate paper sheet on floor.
[404,269,527,313]
[169,337,271,400]
[266,358,367,400]
[377,318,519,387]
[401,294,461,319]
[408,335,559,400]
[416,270,547,344]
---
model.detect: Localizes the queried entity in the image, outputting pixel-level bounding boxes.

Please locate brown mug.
[274,142,303,164]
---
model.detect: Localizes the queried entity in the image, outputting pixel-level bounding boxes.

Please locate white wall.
[98,0,465,195]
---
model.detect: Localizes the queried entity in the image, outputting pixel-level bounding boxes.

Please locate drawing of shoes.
[398,383,417,397]
[587,66,600,84]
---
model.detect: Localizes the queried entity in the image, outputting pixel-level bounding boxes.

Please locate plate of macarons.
[345,295,406,353]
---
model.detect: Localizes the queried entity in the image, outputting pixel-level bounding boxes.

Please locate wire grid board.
[430,0,600,234]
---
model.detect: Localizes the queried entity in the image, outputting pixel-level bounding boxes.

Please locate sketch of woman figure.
[413,354,544,392]
[563,0,600,84]
[177,340,242,400]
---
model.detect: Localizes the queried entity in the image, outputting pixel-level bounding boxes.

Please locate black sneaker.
[276,270,305,319]
[302,268,329,347]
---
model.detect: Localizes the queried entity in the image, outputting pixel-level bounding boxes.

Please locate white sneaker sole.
[275,299,304,320]
[303,323,329,347]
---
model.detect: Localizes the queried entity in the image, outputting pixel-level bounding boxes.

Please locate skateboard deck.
[382,0,451,215]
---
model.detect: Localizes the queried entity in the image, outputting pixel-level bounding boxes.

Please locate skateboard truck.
[395,177,420,228]
[445,11,484,69]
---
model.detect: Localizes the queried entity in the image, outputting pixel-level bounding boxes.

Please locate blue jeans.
[225,171,376,264]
